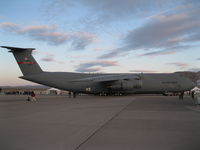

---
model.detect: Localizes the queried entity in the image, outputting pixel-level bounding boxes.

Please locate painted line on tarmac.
[74,98,135,150]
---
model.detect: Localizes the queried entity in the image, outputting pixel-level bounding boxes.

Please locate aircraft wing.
[72,74,140,82]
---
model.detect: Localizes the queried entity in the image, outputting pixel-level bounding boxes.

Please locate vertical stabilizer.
[1,46,43,75]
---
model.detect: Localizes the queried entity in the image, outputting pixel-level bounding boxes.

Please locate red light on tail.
[17,62,35,64]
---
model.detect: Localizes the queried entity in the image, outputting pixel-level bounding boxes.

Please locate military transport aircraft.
[1,46,195,98]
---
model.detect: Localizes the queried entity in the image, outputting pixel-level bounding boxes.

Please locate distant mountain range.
[0,85,50,89]
[176,71,200,82]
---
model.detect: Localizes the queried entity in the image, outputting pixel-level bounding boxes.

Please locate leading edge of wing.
[72,74,140,82]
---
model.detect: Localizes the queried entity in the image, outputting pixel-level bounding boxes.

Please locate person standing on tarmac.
[191,90,195,99]
[31,91,37,101]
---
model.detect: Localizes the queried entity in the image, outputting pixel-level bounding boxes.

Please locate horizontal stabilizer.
[1,46,35,52]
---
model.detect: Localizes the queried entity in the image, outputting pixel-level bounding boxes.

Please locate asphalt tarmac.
[0,95,200,150]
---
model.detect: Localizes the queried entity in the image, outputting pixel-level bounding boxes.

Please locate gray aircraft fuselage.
[21,72,195,94]
[1,46,195,95]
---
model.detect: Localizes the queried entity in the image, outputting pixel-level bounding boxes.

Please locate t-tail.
[1,46,43,75]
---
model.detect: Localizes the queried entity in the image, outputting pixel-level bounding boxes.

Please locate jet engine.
[108,79,142,90]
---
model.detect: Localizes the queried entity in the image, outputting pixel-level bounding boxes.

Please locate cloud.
[98,4,200,58]
[129,69,158,73]
[168,62,200,72]
[197,58,200,60]
[0,22,97,49]
[138,45,191,57]
[75,60,118,72]
[80,0,175,22]
[41,56,55,62]
[38,51,66,64]
[98,48,123,59]
[47,0,190,24]
[187,68,200,72]
[41,54,66,64]
[167,62,189,68]
[76,67,102,72]
[35,50,63,63]
[0,22,20,31]
[139,50,178,57]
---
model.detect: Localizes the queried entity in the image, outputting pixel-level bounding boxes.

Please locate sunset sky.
[0,0,200,86]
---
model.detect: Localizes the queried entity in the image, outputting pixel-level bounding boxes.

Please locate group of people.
[26,91,77,101]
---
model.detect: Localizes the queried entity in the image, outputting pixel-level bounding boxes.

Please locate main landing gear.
[179,92,184,100]
[68,91,77,98]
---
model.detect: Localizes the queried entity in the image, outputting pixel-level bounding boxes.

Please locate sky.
[0,0,200,86]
